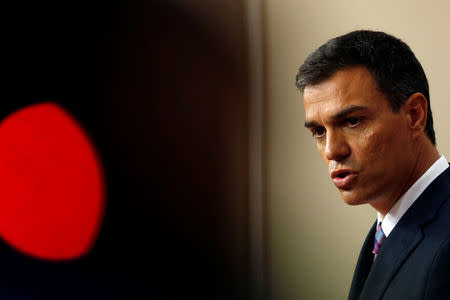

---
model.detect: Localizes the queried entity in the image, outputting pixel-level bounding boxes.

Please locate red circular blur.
[0,102,105,260]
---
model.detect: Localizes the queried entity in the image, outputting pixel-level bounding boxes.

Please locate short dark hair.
[296,30,436,145]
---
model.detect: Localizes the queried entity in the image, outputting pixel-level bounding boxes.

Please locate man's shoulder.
[423,236,450,299]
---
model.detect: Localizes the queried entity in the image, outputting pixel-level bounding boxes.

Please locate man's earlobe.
[405,93,428,138]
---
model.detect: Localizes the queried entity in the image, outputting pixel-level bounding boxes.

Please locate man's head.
[296,30,435,145]
[297,31,439,214]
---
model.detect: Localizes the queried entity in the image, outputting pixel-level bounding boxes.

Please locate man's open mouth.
[331,169,359,189]
[336,172,351,178]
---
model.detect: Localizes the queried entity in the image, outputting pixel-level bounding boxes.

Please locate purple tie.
[373,222,386,261]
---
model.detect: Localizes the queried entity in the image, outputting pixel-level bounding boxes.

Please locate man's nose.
[324,130,350,162]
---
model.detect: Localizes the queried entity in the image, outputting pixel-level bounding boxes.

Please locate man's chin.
[339,190,368,206]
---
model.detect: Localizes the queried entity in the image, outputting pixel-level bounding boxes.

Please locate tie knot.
[373,223,386,257]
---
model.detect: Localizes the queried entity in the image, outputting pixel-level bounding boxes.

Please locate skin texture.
[303,66,440,216]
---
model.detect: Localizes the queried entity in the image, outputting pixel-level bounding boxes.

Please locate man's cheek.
[358,130,387,161]
[317,144,328,163]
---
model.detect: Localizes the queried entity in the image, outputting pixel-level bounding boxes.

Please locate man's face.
[303,66,415,207]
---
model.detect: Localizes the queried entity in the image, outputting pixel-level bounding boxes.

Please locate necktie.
[373,222,386,261]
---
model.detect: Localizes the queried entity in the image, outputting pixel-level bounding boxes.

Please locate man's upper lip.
[330,169,358,178]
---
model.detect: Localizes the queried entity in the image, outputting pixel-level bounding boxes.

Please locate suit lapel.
[357,166,450,300]
[348,222,376,300]
[358,222,423,299]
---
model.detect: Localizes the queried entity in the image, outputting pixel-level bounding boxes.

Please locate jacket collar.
[352,164,450,300]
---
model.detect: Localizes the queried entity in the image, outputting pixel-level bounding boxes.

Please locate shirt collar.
[377,155,449,237]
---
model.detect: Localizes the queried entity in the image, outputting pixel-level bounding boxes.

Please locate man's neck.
[372,139,440,217]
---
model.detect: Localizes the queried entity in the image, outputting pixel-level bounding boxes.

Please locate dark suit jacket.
[348,164,450,300]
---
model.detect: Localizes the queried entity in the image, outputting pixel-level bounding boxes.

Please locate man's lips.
[330,169,359,189]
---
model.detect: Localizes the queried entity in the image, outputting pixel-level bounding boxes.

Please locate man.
[296,30,449,299]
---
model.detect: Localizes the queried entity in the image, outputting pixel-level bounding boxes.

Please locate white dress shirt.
[377,155,449,237]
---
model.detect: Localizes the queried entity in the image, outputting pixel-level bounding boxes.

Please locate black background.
[1,1,250,299]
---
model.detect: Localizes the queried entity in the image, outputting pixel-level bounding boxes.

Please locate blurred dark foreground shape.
[1,1,250,299]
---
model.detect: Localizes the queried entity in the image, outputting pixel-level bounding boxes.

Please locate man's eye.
[346,117,360,127]
[312,127,326,138]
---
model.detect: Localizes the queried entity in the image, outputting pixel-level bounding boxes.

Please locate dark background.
[2,1,250,299]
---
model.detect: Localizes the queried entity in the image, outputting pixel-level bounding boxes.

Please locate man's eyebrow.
[304,120,319,128]
[331,105,368,121]
[304,105,368,128]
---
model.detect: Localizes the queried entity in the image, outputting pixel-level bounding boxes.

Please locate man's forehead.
[303,85,349,121]
[303,66,373,99]
[303,66,381,120]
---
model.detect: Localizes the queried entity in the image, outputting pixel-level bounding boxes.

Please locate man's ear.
[404,92,428,139]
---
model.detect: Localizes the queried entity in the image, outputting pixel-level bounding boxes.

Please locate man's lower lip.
[332,173,358,189]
